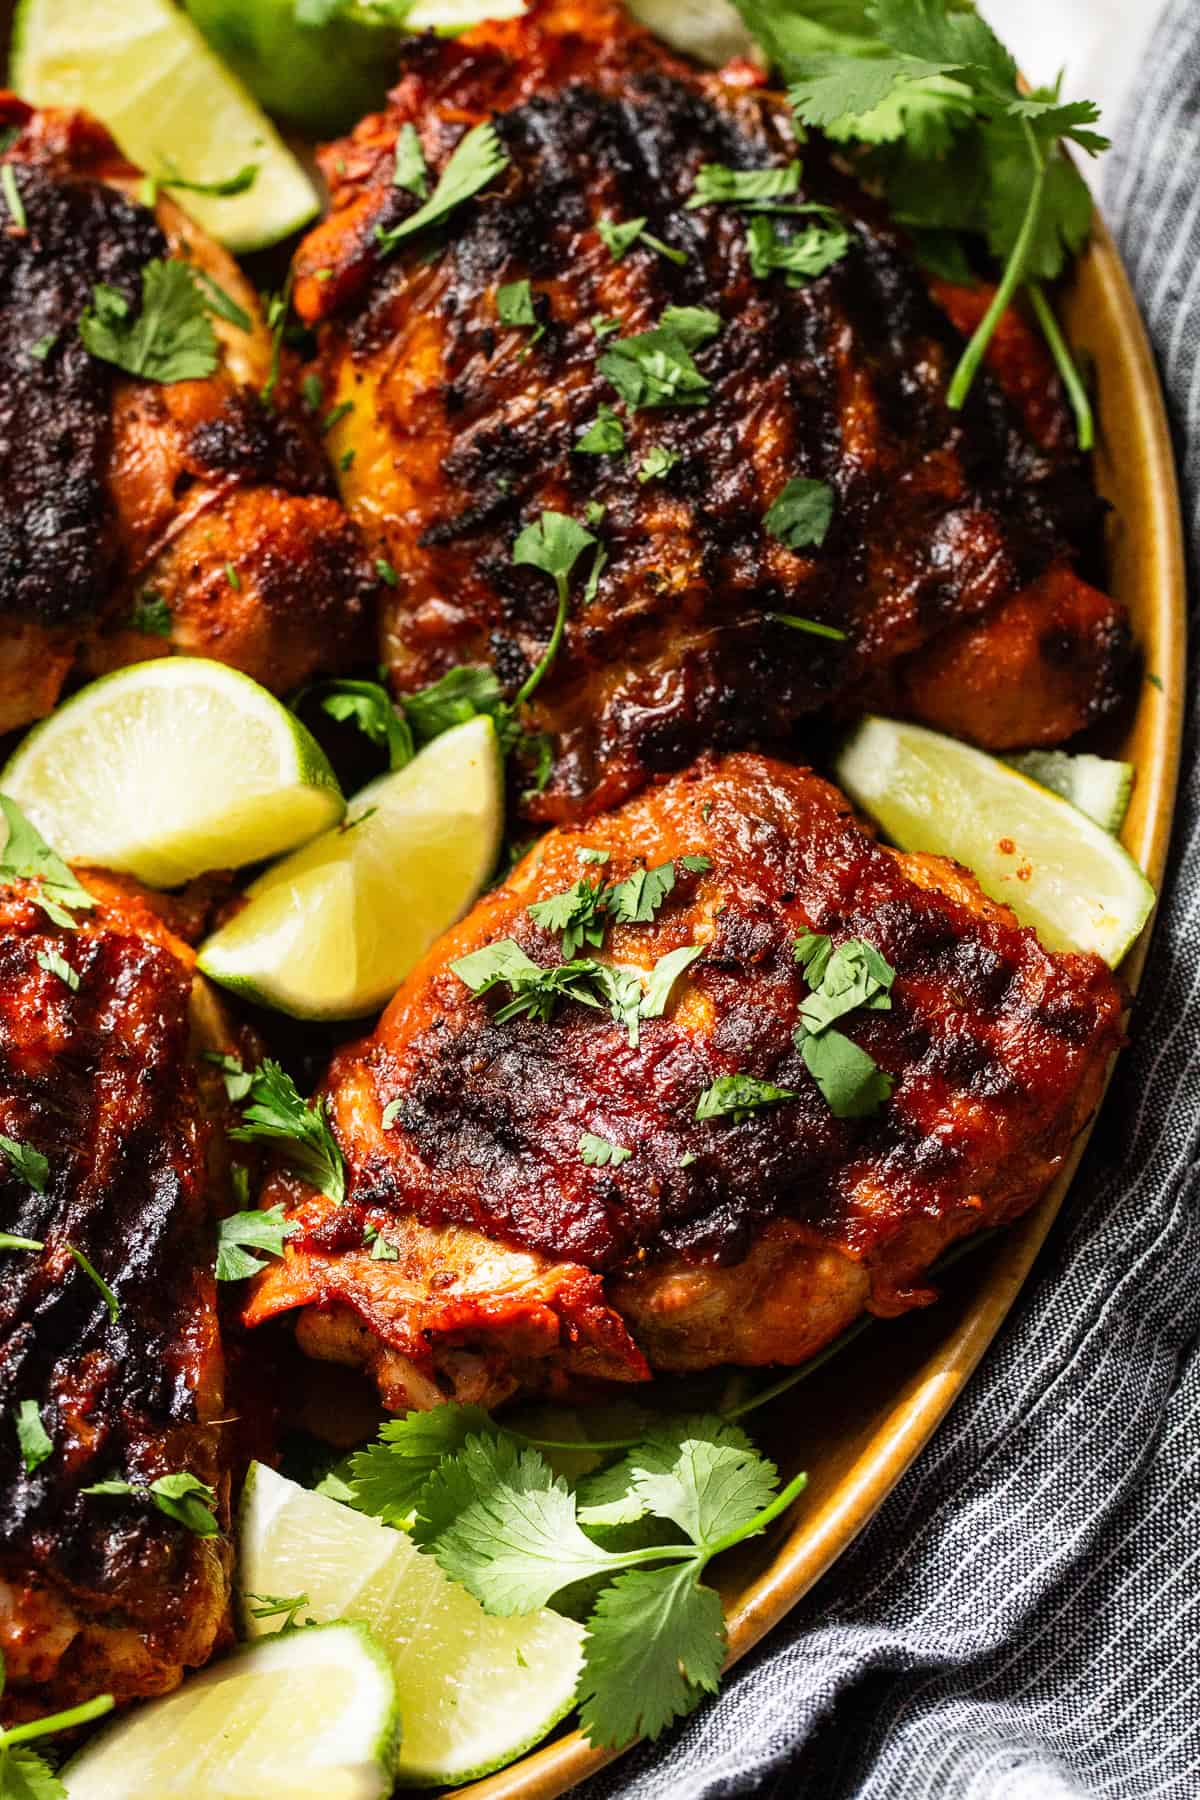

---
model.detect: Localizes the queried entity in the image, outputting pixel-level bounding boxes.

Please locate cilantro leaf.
[688,159,802,209]
[15,1400,51,1473]
[659,305,722,348]
[215,1205,295,1281]
[527,880,608,957]
[607,860,676,925]
[0,795,93,928]
[497,277,536,326]
[451,938,543,996]
[228,1061,346,1204]
[575,405,626,455]
[794,928,833,986]
[349,1403,495,1526]
[306,678,414,770]
[599,325,712,412]
[637,446,681,483]
[626,1418,778,1546]
[511,511,597,705]
[205,1050,253,1102]
[640,944,703,1019]
[798,938,894,1033]
[127,591,172,637]
[83,1470,219,1536]
[796,1023,894,1118]
[79,260,219,384]
[578,1563,725,1747]
[377,121,508,254]
[695,1074,796,1123]
[579,1132,632,1168]
[764,477,835,549]
[787,51,955,129]
[393,122,429,198]
[0,1136,48,1194]
[589,962,644,1048]
[0,1746,65,1797]
[422,1436,618,1614]
[597,215,687,266]
[746,212,850,285]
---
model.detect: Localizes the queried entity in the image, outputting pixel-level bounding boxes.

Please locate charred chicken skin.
[295,0,1127,825]
[246,753,1124,1412]
[0,96,376,735]
[0,872,234,1719]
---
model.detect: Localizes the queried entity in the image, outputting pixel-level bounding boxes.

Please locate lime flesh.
[1,658,344,889]
[61,1622,399,1800]
[834,716,1155,966]
[12,0,319,250]
[239,1462,584,1787]
[198,714,504,1019]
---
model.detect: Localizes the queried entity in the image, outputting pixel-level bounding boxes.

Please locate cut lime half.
[834,716,1155,966]
[2,658,344,888]
[239,1461,583,1787]
[61,1621,399,1800]
[198,714,504,1019]
[11,0,319,251]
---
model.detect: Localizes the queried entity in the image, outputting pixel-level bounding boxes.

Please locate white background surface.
[981,0,1167,190]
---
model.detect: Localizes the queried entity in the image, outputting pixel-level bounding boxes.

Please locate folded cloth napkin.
[583,2,1200,1793]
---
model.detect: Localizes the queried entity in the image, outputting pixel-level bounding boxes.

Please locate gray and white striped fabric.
[584,3,1200,1793]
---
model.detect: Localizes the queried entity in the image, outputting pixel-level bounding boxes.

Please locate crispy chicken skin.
[294,0,1125,823]
[0,873,235,1719]
[0,96,375,734]
[246,754,1124,1410]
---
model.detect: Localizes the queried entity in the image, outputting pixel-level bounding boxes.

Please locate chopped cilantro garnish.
[187,269,254,333]
[767,612,846,639]
[0,795,94,929]
[377,121,508,254]
[225,561,240,591]
[688,159,803,210]
[528,879,609,958]
[376,556,398,587]
[597,215,687,266]
[245,1592,313,1630]
[227,1059,346,1205]
[393,122,429,198]
[35,947,78,991]
[579,1131,632,1167]
[0,1135,48,1193]
[15,1399,51,1473]
[381,1099,403,1129]
[764,477,834,550]
[746,212,849,285]
[591,314,622,339]
[599,311,718,412]
[364,1222,400,1260]
[321,399,354,435]
[215,1204,295,1281]
[66,1242,119,1322]
[793,930,896,1118]
[84,1469,219,1537]
[1,163,25,230]
[577,847,610,864]
[511,510,597,705]
[640,944,703,1019]
[80,260,219,384]
[128,590,173,636]
[638,446,681,483]
[576,405,626,455]
[28,333,54,362]
[260,269,294,407]
[497,278,536,327]
[695,1074,797,1122]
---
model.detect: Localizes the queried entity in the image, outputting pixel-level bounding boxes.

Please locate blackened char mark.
[0,164,162,627]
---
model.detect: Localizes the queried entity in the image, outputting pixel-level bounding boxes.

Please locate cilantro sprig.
[83,1469,220,1537]
[0,795,94,928]
[215,1204,296,1281]
[347,1405,806,1747]
[225,1058,346,1205]
[743,0,1107,443]
[79,259,220,385]
[377,121,508,255]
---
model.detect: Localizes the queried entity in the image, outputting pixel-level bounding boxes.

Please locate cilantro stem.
[947,117,1045,412]
[702,1468,810,1560]
[720,1316,874,1421]
[514,574,568,708]
[1026,279,1094,451]
[1,1693,114,1747]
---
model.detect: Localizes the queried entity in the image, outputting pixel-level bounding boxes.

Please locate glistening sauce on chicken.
[296,0,1127,824]
[0,877,231,1717]
[246,754,1124,1410]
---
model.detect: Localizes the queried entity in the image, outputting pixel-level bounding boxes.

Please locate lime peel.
[834,716,1154,967]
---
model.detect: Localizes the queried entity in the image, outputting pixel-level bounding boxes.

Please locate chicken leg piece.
[0,869,236,1719]
[245,753,1124,1412]
[0,97,377,735]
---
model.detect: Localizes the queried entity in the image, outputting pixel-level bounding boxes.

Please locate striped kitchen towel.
[584,1,1200,1794]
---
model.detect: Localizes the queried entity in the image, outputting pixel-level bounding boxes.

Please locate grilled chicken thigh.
[294,0,1126,824]
[246,753,1124,1411]
[0,97,375,734]
[0,870,234,1717]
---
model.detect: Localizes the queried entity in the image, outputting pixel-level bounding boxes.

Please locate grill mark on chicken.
[0,163,161,628]
[247,753,1124,1403]
[297,0,1118,823]
[0,880,231,1714]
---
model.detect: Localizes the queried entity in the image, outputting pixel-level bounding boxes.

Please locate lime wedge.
[61,1621,399,1799]
[198,715,504,1019]
[833,716,1155,966]
[2,659,344,889]
[11,0,319,251]
[239,1462,583,1787]
[1003,749,1133,835]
